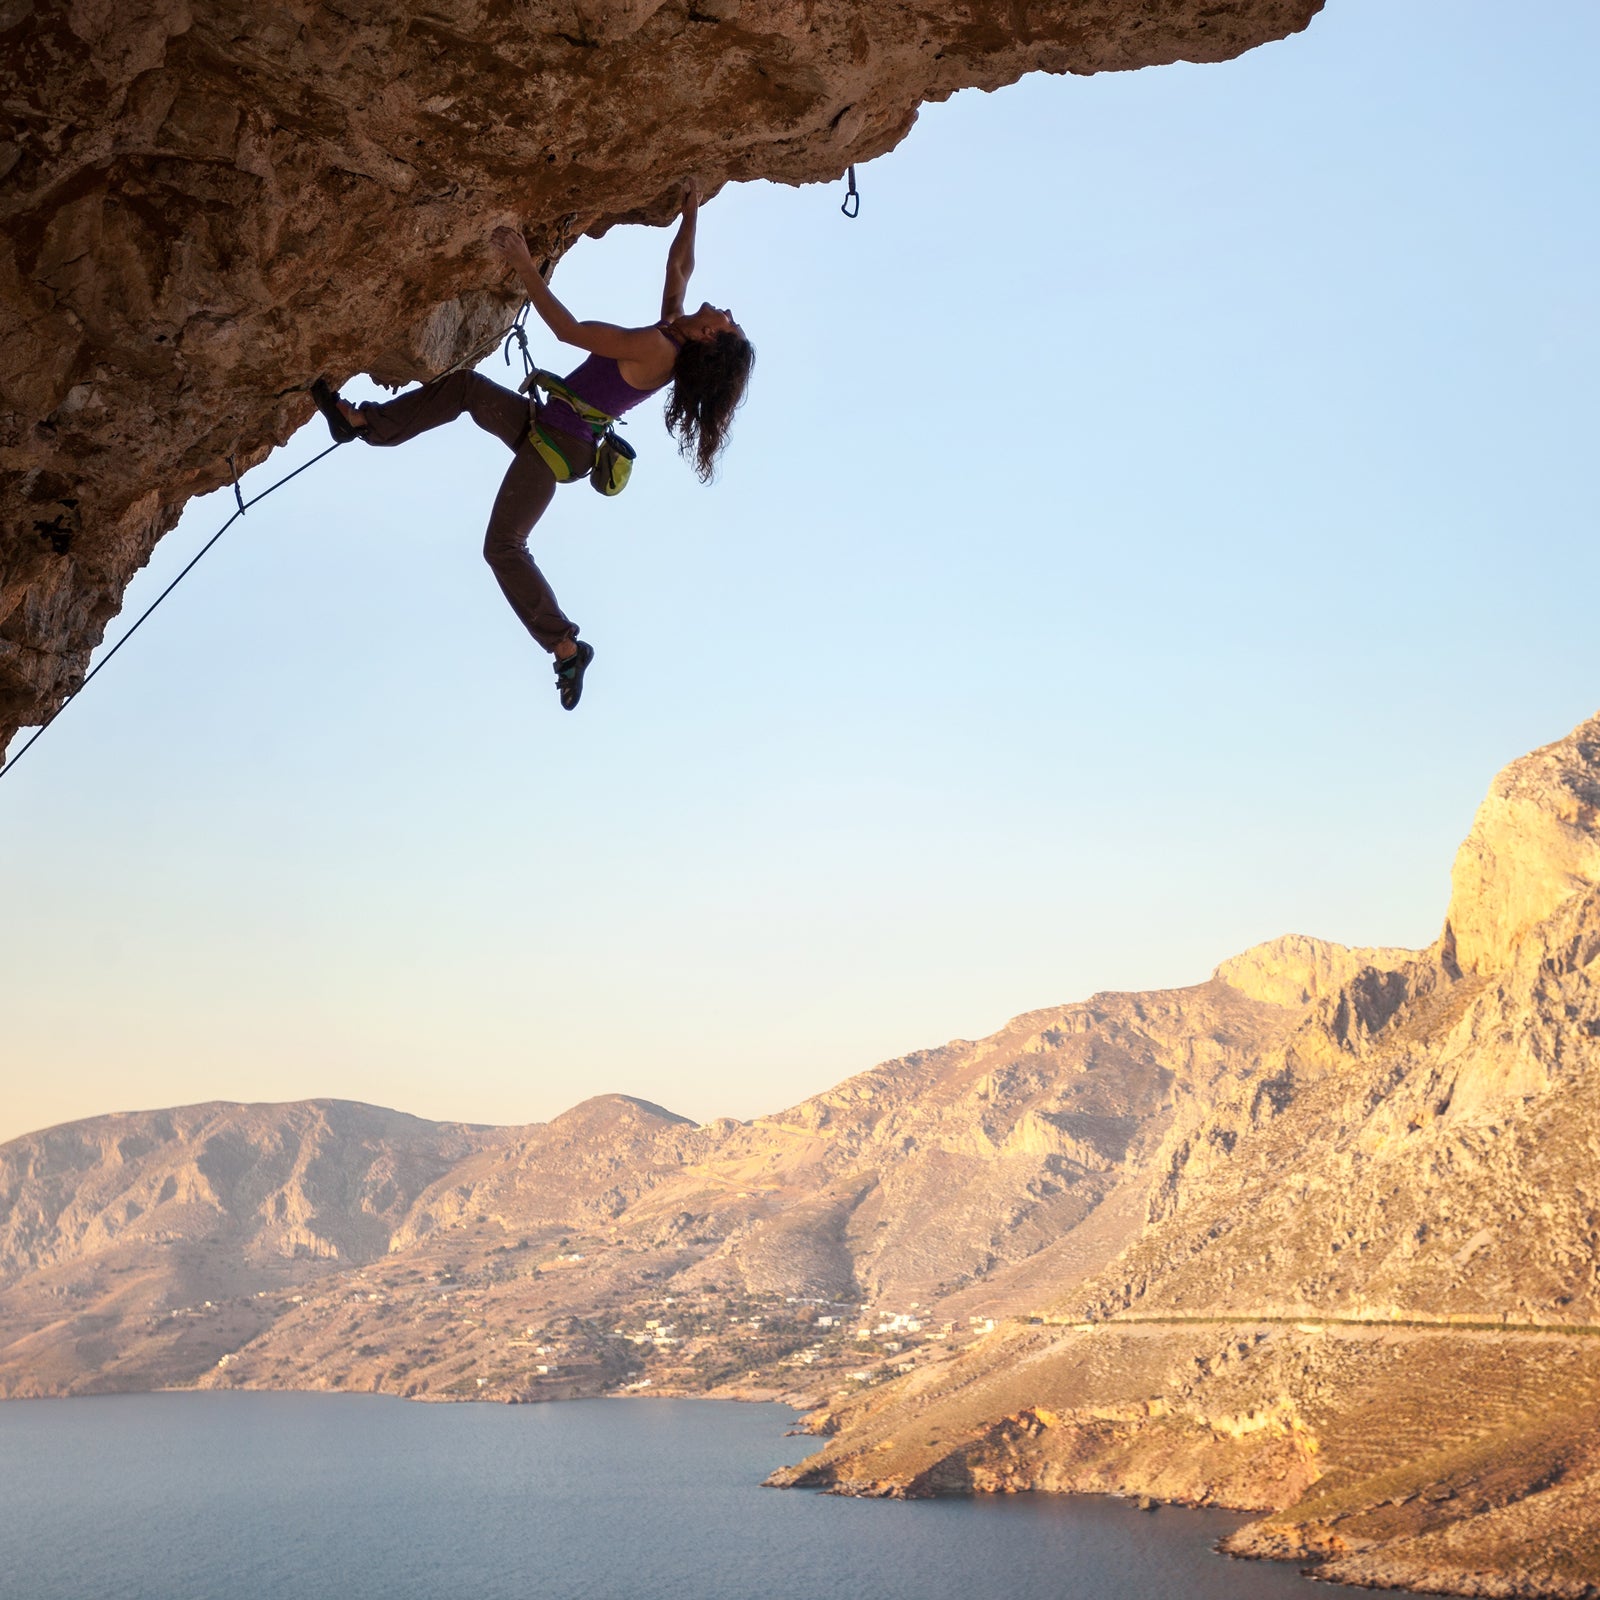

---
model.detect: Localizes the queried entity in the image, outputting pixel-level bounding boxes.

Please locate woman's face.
[684,302,739,340]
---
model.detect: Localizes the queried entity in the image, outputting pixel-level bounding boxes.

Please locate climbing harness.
[840,164,860,219]
[504,301,636,496]
[522,370,635,496]
[0,440,343,782]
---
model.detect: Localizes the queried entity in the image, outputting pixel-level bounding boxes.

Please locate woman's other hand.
[490,225,534,270]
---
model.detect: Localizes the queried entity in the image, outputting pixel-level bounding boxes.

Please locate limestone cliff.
[0,0,1324,755]
[1444,711,1600,976]
[1212,932,1414,1009]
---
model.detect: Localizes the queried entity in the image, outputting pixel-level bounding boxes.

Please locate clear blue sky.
[3,0,1597,1145]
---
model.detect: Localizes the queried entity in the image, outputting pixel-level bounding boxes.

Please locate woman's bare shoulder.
[616,325,681,389]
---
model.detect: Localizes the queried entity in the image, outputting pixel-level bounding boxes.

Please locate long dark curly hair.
[664,330,755,483]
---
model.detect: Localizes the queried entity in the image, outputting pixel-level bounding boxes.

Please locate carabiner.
[840,165,860,219]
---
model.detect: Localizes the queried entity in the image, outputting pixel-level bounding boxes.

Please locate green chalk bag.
[590,431,636,497]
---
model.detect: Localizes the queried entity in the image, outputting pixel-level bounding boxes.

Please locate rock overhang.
[1,0,1325,756]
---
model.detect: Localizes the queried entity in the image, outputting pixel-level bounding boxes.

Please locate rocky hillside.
[775,712,1600,1600]
[0,947,1327,1398]
[0,1099,498,1277]
[0,0,1323,754]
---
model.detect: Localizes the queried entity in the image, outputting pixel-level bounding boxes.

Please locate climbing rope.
[2,292,539,783]
[0,439,345,782]
[840,164,860,219]
[501,299,535,385]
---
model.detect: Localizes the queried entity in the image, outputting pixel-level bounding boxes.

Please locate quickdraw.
[840,164,860,219]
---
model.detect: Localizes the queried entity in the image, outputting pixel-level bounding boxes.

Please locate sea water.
[0,1394,1365,1600]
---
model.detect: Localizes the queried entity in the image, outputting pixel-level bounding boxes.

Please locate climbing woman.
[309,183,754,710]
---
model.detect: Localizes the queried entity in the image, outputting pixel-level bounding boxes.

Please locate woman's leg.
[357,370,528,451]
[355,370,584,657]
[482,444,583,652]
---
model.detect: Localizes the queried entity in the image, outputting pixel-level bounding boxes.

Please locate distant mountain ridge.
[7,712,1600,1600]
[0,941,1356,1395]
[0,1100,500,1279]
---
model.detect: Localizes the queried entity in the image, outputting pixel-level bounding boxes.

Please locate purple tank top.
[541,353,666,442]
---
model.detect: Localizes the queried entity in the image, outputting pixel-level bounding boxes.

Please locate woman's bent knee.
[483,531,530,570]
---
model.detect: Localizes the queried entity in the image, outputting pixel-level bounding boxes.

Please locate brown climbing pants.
[358,370,594,653]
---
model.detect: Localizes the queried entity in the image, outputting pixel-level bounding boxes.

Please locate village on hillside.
[149,1227,1010,1406]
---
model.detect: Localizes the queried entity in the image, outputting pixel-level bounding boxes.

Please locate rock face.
[1444,712,1600,976]
[0,0,1325,754]
[1213,931,1414,1009]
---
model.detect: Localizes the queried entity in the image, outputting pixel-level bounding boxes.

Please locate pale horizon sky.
[3,0,1598,1145]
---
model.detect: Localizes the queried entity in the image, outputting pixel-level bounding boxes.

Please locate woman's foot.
[554,640,594,710]
[309,378,366,443]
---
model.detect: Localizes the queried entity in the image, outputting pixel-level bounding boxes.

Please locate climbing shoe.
[310,378,359,444]
[554,641,594,711]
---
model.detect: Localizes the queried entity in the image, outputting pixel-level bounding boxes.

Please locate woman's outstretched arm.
[490,226,671,363]
[661,182,698,321]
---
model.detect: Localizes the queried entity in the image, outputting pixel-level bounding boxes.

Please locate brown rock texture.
[0,0,1325,755]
